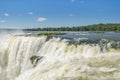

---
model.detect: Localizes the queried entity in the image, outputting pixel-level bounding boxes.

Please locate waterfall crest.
[0,35,120,80]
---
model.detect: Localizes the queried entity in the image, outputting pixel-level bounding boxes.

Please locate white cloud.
[37,17,47,22]
[0,20,5,23]
[69,14,74,17]
[71,0,75,2]
[71,0,85,3]
[4,13,9,16]
[28,12,33,15]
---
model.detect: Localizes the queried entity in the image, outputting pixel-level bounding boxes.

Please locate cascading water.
[0,35,47,80]
[0,33,120,80]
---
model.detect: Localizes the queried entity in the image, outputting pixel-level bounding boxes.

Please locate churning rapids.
[0,32,120,80]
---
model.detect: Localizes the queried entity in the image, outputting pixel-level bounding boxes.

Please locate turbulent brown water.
[0,33,120,80]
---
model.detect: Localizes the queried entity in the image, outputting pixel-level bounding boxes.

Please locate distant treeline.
[1,23,119,31]
[24,23,120,31]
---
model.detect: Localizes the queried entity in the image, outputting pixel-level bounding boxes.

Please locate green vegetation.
[37,32,66,36]
[37,32,66,41]
[24,23,120,31]
[0,23,120,31]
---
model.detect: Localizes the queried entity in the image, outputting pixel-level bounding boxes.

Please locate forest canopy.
[0,23,120,31]
[24,23,120,31]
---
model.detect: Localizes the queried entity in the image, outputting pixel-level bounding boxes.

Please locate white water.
[0,34,120,80]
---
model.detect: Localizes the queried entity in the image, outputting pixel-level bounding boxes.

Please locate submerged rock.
[30,55,43,67]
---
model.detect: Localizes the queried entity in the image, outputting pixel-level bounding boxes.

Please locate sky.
[0,0,120,28]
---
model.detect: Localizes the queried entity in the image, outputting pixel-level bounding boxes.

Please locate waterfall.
[0,35,47,80]
[0,35,120,80]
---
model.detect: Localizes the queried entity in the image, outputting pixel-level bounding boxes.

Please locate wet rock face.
[30,55,43,67]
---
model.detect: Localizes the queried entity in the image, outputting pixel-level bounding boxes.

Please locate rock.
[30,55,43,67]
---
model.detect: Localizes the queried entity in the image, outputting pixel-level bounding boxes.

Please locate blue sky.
[0,0,120,28]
